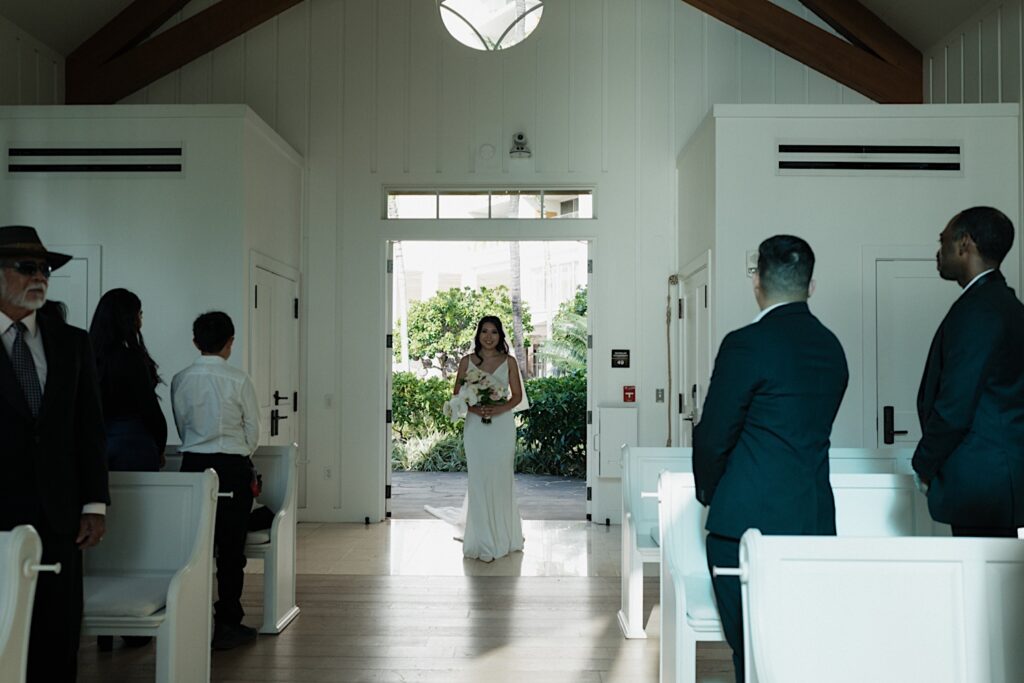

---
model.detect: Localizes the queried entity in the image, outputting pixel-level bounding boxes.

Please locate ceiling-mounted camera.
[510,132,531,158]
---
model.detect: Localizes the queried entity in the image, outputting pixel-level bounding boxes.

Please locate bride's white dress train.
[426,359,524,562]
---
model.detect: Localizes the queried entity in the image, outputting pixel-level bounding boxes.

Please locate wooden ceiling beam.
[66,0,303,104]
[67,0,192,72]
[680,0,922,104]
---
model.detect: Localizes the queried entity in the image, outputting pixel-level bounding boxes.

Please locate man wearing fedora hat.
[0,225,109,682]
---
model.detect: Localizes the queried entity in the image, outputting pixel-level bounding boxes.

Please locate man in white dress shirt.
[171,310,261,650]
[0,225,108,682]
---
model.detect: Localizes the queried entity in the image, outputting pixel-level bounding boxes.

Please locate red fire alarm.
[623,385,636,402]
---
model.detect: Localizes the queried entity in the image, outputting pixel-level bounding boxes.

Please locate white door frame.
[676,250,712,446]
[860,244,939,448]
[382,235,596,522]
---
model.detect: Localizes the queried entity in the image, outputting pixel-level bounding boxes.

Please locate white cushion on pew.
[83,575,170,618]
[682,575,718,621]
[246,531,271,545]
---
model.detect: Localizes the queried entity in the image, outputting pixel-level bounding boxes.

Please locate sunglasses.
[2,260,53,278]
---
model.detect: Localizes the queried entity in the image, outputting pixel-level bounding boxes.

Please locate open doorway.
[386,240,590,521]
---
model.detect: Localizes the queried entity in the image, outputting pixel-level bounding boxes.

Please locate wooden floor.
[390,471,586,520]
[76,520,736,682]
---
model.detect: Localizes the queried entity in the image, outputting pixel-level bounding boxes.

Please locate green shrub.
[391,372,457,440]
[517,371,587,478]
[396,432,467,472]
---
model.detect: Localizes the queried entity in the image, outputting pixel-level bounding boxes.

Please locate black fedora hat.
[0,225,73,270]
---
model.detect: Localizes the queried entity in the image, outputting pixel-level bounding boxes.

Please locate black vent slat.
[778,144,960,155]
[779,161,961,172]
[9,163,182,173]
[9,147,182,157]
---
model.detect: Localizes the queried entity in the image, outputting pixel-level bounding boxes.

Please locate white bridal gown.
[426,359,525,562]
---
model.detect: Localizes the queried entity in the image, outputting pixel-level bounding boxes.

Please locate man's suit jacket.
[0,312,108,535]
[913,270,1024,527]
[693,301,849,540]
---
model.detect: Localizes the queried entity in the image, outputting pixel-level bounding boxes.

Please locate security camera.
[510,132,531,158]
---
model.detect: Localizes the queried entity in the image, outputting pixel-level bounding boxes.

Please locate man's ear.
[807,279,816,299]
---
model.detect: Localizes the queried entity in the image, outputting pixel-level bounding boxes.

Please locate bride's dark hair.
[473,316,510,361]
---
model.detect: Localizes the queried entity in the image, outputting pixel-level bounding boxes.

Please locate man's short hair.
[757,235,815,300]
[950,206,1015,265]
[193,311,234,353]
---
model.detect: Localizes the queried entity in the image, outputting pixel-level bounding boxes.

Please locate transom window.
[439,0,544,51]
[385,189,593,219]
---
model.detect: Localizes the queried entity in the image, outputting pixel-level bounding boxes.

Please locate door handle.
[883,406,908,444]
[270,409,289,437]
[273,390,289,406]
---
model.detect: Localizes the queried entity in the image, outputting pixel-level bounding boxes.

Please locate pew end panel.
[246,444,300,634]
[739,531,1024,683]
[82,471,218,683]
[0,526,44,683]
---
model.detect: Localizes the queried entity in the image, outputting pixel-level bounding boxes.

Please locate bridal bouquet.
[442,364,506,425]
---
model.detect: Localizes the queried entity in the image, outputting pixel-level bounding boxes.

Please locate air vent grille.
[7,145,184,175]
[777,143,962,176]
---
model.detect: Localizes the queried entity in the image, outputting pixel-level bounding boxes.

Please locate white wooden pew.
[82,471,218,683]
[618,446,917,639]
[658,468,950,683]
[619,446,692,638]
[0,526,56,683]
[735,530,1024,683]
[245,445,300,634]
[164,445,301,634]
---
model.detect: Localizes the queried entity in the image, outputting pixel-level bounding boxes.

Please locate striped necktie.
[11,322,42,417]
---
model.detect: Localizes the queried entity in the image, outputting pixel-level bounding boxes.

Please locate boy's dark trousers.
[180,452,255,625]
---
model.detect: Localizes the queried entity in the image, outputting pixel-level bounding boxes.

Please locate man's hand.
[77,513,106,549]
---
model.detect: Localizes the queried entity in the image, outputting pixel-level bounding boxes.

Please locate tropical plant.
[517,371,587,478]
[405,285,532,378]
[391,372,457,440]
[538,286,588,374]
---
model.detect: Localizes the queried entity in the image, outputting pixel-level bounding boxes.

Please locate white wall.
[123,0,872,522]
[923,0,1024,283]
[683,105,1020,449]
[0,106,301,438]
[0,13,64,105]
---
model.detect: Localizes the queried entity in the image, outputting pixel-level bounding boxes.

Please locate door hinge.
[678,298,684,319]
[587,410,593,425]
[586,486,592,501]
[385,409,392,423]
[294,298,299,319]
[587,334,593,350]
[387,259,393,274]
[386,334,393,349]
[254,285,258,308]
[679,393,684,414]
[385,484,392,499]
[587,259,593,274]
[704,287,708,308]
[293,391,298,413]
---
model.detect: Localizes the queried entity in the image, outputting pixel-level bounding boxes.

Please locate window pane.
[543,191,593,219]
[491,191,542,218]
[439,192,490,219]
[439,0,543,52]
[389,193,437,219]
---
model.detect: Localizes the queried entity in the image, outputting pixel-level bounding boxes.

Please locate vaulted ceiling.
[0,0,995,60]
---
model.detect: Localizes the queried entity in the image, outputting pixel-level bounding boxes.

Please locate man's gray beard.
[0,277,46,311]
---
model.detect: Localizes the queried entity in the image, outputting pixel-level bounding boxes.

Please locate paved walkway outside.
[390,471,586,520]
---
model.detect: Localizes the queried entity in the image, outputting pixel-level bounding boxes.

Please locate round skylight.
[439,0,544,51]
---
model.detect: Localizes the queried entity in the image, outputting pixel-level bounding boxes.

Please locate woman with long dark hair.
[427,315,528,562]
[89,288,167,472]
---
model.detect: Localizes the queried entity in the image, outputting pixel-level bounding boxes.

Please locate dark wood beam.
[66,0,303,104]
[680,0,922,104]
[67,1,192,72]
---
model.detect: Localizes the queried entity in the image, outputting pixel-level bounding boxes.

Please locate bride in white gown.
[426,316,526,562]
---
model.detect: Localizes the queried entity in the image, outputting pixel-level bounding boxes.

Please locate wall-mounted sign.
[623,385,636,402]
[612,349,630,368]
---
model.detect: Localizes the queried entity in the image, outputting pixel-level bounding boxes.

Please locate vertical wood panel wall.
[0,14,64,105]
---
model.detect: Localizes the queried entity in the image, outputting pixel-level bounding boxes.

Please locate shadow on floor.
[390,470,586,520]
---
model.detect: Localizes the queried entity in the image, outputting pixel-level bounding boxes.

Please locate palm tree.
[538,311,587,374]
[509,240,527,374]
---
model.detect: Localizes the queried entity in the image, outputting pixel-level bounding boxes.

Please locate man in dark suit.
[913,206,1024,538]
[0,225,109,682]
[693,234,849,682]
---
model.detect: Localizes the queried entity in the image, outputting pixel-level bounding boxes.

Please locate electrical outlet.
[655,388,665,402]
[323,467,332,480]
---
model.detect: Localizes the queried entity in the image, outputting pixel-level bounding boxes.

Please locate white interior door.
[679,264,710,446]
[47,245,101,329]
[251,263,299,448]
[875,259,959,447]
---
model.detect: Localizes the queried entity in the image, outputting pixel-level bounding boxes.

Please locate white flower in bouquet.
[443,395,469,422]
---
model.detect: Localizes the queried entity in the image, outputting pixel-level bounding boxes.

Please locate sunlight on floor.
[291,519,620,577]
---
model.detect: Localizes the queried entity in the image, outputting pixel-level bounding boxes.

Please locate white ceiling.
[0,0,998,57]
